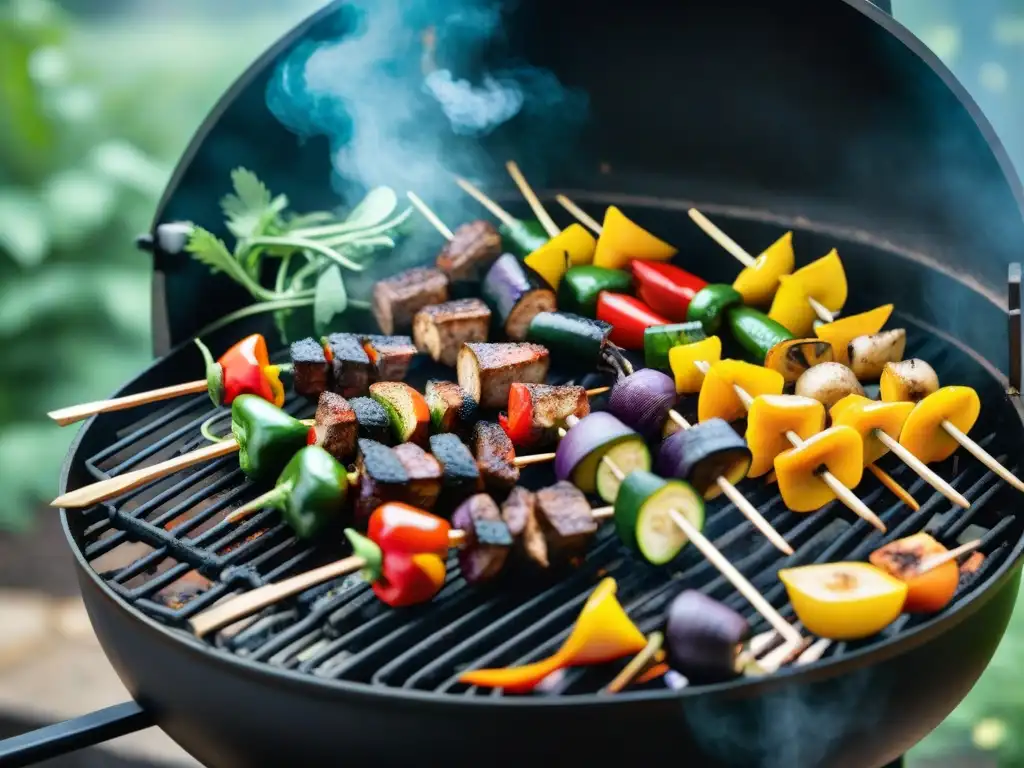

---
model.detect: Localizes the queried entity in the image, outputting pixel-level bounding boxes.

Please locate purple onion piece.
[657,418,750,496]
[608,369,677,438]
[554,412,636,483]
[452,494,512,585]
[666,590,749,684]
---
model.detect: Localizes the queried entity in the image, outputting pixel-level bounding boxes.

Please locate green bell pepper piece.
[526,311,613,367]
[499,219,550,257]
[643,321,707,370]
[232,446,349,539]
[727,305,793,362]
[686,284,744,334]
[230,394,310,481]
[557,266,634,317]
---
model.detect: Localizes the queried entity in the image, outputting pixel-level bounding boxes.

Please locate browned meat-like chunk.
[290,337,330,398]
[435,220,502,282]
[354,439,408,523]
[310,391,357,463]
[457,342,550,409]
[501,486,548,569]
[413,298,491,367]
[393,443,443,511]
[362,335,417,382]
[517,383,590,448]
[452,494,512,584]
[472,421,519,493]
[535,482,598,564]
[372,267,449,335]
[326,333,373,397]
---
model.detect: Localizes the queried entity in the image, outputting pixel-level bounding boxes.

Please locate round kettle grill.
[3,1,1024,766]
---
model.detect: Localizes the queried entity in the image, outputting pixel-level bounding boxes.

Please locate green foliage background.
[0,0,1022,763]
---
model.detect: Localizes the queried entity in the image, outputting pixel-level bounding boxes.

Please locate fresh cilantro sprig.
[185,168,411,338]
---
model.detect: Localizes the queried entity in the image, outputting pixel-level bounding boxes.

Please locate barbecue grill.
[2,0,1023,766]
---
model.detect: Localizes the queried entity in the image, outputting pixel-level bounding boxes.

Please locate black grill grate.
[65,320,1024,696]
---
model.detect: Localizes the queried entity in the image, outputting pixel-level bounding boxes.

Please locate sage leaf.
[313,265,348,334]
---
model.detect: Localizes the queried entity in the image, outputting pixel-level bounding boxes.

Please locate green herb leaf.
[343,187,398,231]
[185,227,236,275]
[221,167,288,240]
[313,265,348,334]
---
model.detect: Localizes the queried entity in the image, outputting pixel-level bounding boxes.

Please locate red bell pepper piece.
[196,334,285,408]
[595,292,671,350]
[361,503,451,607]
[500,384,538,448]
[631,260,707,321]
[372,552,448,607]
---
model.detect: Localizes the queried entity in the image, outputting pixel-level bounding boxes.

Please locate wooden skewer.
[407,191,454,241]
[453,176,518,229]
[48,380,209,427]
[191,503,617,638]
[941,419,1024,494]
[873,431,971,508]
[555,195,603,235]
[505,161,560,238]
[866,464,920,512]
[686,208,835,324]
[604,631,664,694]
[692,361,886,532]
[917,539,983,574]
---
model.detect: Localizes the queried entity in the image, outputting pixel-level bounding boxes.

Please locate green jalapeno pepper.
[557,265,634,317]
[231,446,349,538]
[726,305,792,361]
[686,284,744,335]
[231,394,311,481]
[643,321,707,370]
[499,219,550,257]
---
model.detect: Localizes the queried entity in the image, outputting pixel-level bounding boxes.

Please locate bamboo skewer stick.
[453,176,519,229]
[917,539,984,575]
[190,504,617,638]
[505,161,560,238]
[873,431,971,508]
[941,420,1024,494]
[866,464,920,512]
[555,195,603,235]
[48,380,209,426]
[686,208,835,324]
[407,192,454,241]
[604,631,664,694]
[693,361,886,532]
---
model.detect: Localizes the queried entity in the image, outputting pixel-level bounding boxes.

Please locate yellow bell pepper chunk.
[524,224,596,289]
[669,336,722,394]
[593,206,676,270]
[774,425,864,511]
[697,359,784,423]
[778,562,908,640]
[732,231,795,306]
[829,394,914,465]
[792,248,848,312]
[899,386,981,464]
[457,577,646,692]
[768,275,817,337]
[814,305,894,367]
[745,394,825,477]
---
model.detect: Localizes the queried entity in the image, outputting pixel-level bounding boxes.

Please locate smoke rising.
[266,0,588,214]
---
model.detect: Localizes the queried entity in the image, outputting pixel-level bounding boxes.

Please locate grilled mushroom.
[795,362,865,410]
[848,329,906,381]
[880,358,939,403]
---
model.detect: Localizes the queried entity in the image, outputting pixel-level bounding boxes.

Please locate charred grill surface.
[64,323,1023,698]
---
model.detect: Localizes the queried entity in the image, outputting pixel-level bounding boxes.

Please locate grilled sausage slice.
[413,298,491,367]
[290,337,330,398]
[501,486,549,569]
[326,333,374,397]
[472,421,520,492]
[535,481,598,564]
[457,342,550,408]
[435,220,502,282]
[452,494,513,584]
[393,443,443,511]
[310,391,358,463]
[362,335,417,382]
[372,267,450,335]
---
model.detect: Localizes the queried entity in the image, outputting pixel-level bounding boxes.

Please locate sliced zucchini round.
[615,471,705,565]
[593,436,652,503]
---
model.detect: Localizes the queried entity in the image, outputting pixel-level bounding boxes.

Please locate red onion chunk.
[555,412,636,484]
[608,369,677,438]
[666,590,749,684]
[657,418,751,497]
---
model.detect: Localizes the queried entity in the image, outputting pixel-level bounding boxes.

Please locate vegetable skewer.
[694,361,887,531]
[504,161,560,238]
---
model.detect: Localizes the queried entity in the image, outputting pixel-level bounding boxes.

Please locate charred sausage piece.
[501,486,549,569]
[425,380,478,438]
[354,439,408,523]
[290,337,331,398]
[535,481,598,565]
[457,342,550,408]
[372,267,450,335]
[362,335,417,382]
[435,220,503,283]
[472,421,520,492]
[413,298,491,367]
[452,493,513,584]
[429,433,482,508]
[348,397,392,444]
[392,443,443,511]
[326,333,374,397]
[310,391,358,463]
